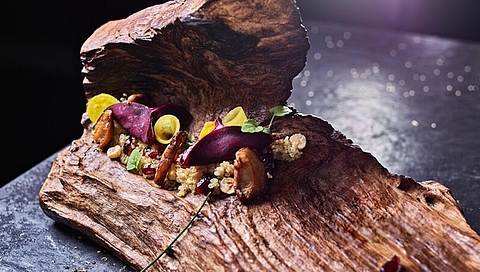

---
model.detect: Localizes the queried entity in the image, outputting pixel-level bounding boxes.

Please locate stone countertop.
[1,19,479,271]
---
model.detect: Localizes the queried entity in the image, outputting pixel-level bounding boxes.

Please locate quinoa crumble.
[102,131,306,197]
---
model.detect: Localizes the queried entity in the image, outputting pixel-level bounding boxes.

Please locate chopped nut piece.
[290,133,307,150]
[219,177,235,194]
[126,93,149,105]
[92,109,114,150]
[106,145,122,159]
[233,148,267,201]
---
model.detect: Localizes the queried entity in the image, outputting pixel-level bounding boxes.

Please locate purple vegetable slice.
[108,102,192,144]
[180,126,273,167]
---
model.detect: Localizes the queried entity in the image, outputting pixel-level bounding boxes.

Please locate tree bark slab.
[39,0,480,271]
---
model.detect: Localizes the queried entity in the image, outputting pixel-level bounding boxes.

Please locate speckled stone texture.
[0,153,134,272]
[289,20,480,231]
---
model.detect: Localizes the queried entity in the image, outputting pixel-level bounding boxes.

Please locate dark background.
[3,0,480,186]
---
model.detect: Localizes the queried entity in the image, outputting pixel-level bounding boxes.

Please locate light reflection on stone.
[287,22,480,223]
[289,22,479,175]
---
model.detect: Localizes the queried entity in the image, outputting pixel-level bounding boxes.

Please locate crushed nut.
[219,177,235,194]
[106,145,122,159]
[127,93,149,105]
[290,133,307,150]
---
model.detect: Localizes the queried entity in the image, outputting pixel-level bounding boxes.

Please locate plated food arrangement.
[39,0,480,271]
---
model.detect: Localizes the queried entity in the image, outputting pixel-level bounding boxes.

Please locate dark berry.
[380,255,405,272]
[195,175,214,195]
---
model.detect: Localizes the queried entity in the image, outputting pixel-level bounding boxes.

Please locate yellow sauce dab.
[86,93,120,124]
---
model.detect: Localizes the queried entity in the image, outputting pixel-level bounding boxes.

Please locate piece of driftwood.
[39,0,480,271]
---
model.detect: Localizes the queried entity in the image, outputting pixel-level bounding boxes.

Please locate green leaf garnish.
[266,105,292,132]
[126,148,141,171]
[241,119,265,133]
[141,192,211,271]
[240,106,292,134]
[269,105,292,117]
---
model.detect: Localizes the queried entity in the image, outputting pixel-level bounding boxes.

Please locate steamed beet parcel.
[89,93,306,201]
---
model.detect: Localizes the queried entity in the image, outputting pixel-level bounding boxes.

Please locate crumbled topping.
[97,120,306,198]
[271,133,307,162]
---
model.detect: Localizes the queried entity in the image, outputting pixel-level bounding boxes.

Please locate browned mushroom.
[154,131,188,187]
[233,147,268,201]
[92,109,114,150]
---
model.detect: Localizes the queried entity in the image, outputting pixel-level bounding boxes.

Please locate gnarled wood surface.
[79,0,309,134]
[39,0,480,271]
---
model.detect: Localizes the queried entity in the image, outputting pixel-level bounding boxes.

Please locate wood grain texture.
[79,0,309,134]
[39,0,480,271]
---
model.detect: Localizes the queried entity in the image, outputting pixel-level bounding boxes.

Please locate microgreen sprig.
[241,105,292,134]
[141,192,211,272]
[126,148,142,171]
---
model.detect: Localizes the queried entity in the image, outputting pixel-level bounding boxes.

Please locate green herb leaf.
[141,192,211,272]
[269,105,292,117]
[126,148,141,171]
[241,106,292,135]
[241,119,265,133]
[265,105,293,133]
[183,133,196,148]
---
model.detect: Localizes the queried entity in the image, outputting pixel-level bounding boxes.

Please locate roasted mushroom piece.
[233,147,267,201]
[92,109,114,150]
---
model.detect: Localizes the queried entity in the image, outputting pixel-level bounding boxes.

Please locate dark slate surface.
[1,19,479,271]
[0,153,134,272]
[290,20,480,232]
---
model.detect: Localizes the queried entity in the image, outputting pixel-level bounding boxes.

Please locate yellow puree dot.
[86,93,119,124]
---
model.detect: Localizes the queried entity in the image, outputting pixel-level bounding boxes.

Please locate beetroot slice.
[180,126,273,167]
[108,102,192,144]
